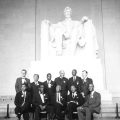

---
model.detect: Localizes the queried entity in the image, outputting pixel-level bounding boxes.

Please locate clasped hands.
[39,105,46,110]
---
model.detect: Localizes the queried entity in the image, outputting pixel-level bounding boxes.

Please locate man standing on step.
[68,69,83,94]
[81,70,93,100]
[15,69,31,93]
[77,83,101,120]
[54,70,68,96]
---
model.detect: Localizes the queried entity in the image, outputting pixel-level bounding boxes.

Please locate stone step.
[102,113,117,118]
[0,100,120,118]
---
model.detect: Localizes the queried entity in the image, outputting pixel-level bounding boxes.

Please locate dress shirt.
[22,91,26,103]
[34,81,39,85]
[90,91,95,98]
[72,92,77,98]
[56,92,61,102]
[73,76,76,81]
[47,80,51,88]
[22,78,26,84]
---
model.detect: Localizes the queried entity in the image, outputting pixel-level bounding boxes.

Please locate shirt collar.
[73,76,76,80]
[47,80,51,84]
[39,91,44,94]
[34,81,39,85]
[90,91,95,97]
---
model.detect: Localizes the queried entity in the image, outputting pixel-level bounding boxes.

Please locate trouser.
[15,106,29,120]
[54,103,65,120]
[66,102,77,120]
[77,107,97,120]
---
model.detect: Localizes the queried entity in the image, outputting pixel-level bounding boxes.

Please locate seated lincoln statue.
[41,7,98,58]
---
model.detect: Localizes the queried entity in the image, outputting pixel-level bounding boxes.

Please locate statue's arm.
[77,23,86,47]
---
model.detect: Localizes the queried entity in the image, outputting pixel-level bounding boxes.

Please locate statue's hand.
[78,37,86,47]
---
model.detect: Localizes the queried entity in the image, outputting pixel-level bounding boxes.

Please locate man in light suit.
[66,85,84,120]
[15,69,31,93]
[68,69,83,93]
[77,83,101,120]
[14,83,31,120]
[81,70,93,99]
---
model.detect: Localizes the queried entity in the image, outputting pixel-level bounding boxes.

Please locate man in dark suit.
[43,73,54,119]
[52,85,67,120]
[32,84,49,120]
[30,74,43,112]
[68,69,83,93]
[81,70,93,99]
[31,74,42,97]
[66,85,84,120]
[77,83,101,120]
[44,73,54,102]
[15,69,31,93]
[54,70,68,95]
[14,83,31,120]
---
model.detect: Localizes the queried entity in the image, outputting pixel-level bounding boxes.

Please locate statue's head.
[64,6,72,18]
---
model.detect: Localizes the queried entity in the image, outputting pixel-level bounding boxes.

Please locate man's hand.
[81,92,85,98]
[79,106,83,110]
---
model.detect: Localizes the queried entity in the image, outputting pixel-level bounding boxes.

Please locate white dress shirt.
[73,76,76,81]
[90,91,95,98]
[56,92,61,102]
[22,78,26,84]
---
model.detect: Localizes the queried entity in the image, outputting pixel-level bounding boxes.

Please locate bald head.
[59,70,65,78]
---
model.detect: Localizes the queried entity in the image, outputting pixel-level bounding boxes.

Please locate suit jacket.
[68,76,83,93]
[44,80,54,95]
[43,80,54,104]
[31,81,42,95]
[54,77,68,94]
[15,77,31,93]
[81,77,93,96]
[32,91,48,107]
[52,91,67,107]
[83,91,101,113]
[67,92,84,106]
[14,90,31,108]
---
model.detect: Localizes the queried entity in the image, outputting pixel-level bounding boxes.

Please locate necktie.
[72,93,74,98]
[73,77,76,81]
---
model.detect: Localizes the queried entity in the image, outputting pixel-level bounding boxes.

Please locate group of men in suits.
[14,69,101,120]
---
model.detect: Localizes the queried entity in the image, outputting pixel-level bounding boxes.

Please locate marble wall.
[0,0,120,96]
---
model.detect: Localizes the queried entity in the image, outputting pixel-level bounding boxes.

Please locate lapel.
[19,77,22,84]
[88,91,96,103]
[38,92,43,103]
[20,91,24,103]
[39,92,45,103]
